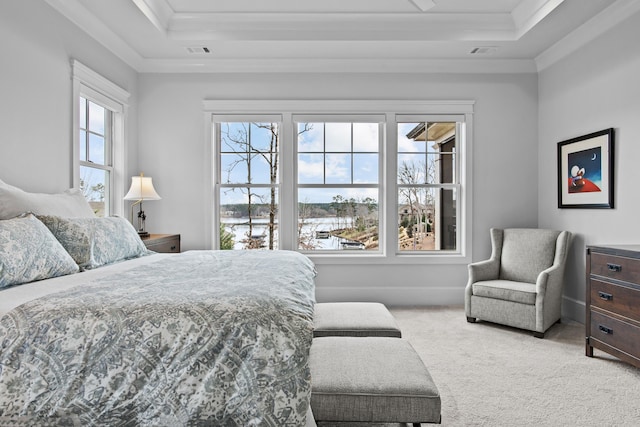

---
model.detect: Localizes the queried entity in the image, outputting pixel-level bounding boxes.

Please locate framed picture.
[557,128,614,209]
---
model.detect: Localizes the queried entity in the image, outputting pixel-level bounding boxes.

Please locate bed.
[0,180,317,426]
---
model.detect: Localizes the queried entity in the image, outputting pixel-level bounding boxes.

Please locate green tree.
[220,223,235,250]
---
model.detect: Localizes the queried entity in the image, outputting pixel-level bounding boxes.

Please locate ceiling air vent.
[186,47,211,54]
[469,47,498,55]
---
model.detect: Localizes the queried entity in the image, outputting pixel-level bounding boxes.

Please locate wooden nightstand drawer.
[142,234,180,253]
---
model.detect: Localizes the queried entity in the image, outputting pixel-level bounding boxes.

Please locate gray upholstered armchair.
[465,228,571,338]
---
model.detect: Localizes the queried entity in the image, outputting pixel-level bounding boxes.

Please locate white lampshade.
[124,175,161,201]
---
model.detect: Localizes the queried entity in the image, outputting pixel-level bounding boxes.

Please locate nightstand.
[142,234,181,253]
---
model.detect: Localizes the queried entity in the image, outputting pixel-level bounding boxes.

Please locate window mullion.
[280,113,295,250]
[385,112,398,258]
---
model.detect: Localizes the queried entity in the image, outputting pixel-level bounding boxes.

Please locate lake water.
[221,217,360,250]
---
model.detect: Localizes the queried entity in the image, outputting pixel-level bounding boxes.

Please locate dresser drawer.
[590,279,640,322]
[590,252,640,284]
[590,310,640,358]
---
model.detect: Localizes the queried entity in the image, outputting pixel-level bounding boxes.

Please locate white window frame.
[204,100,474,265]
[293,114,385,254]
[214,115,284,250]
[72,60,130,216]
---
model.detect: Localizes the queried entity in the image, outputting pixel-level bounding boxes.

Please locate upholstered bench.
[313,302,402,338]
[310,336,441,425]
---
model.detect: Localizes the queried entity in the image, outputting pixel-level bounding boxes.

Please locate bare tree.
[221,122,312,250]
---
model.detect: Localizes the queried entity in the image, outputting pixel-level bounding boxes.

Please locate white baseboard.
[562,295,586,324]
[315,286,464,306]
[316,288,587,324]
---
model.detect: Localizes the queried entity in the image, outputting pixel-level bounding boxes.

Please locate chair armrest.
[535,263,564,295]
[468,258,500,284]
[535,230,571,296]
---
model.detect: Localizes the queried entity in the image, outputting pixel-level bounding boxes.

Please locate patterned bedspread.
[0,250,316,426]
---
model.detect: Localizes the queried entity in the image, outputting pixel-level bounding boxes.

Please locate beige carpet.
[319,306,640,427]
[396,306,640,426]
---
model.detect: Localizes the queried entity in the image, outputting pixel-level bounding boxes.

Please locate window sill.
[306,252,471,265]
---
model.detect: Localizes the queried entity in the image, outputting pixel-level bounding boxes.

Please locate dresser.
[142,234,181,253]
[585,245,640,368]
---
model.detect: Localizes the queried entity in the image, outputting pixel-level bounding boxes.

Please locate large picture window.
[208,101,473,263]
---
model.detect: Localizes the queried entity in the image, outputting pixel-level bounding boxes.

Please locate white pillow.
[0,214,79,288]
[0,178,95,219]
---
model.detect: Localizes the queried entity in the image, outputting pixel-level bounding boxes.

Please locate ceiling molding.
[131,0,172,35]
[44,0,144,70]
[44,0,626,75]
[138,57,537,74]
[535,0,640,72]
[511,0,564,39]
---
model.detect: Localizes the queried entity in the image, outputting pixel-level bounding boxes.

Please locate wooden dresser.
[142,234,181,253]
[586,245,640,368]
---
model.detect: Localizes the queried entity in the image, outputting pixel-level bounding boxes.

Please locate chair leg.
[466,316,476,323]
[533,331,544,339]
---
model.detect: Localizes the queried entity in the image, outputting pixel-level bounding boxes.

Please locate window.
[295,117,382,252]
[72,60,130,217]
[397,119,459,252]
[207,101,473,264]
[79,97,112,216]
[217,119,281,250]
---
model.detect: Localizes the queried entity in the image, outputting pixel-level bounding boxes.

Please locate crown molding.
[138,57,537,74]
[535,0,640,72]
[44,0,145,70]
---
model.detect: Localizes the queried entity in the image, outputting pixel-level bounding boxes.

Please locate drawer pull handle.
[598,324,613,335]
[598,291,613,301]
[170,246,176,251]
[607,263,622,272]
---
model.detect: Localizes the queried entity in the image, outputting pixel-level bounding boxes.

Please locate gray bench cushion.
[310,337,441,424]
[313,302,402,338]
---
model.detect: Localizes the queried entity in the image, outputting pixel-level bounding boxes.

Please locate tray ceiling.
[44,0,637,73]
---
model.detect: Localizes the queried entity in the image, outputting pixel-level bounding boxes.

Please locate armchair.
[465,228,571,338]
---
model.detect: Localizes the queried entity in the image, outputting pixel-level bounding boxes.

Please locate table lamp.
[124,173,161,237]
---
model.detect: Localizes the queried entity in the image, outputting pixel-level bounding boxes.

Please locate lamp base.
[138,231,150,238]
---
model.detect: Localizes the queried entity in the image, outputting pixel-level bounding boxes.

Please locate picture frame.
[557,128,614,209]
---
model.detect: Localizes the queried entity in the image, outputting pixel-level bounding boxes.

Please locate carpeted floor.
[318,306,640,427]
[392,306,640,426]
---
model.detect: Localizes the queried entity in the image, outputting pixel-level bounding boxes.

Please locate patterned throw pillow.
[38,215,150,270]
[0,214,79,288]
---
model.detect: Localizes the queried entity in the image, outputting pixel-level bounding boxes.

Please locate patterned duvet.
[0,250,316,426]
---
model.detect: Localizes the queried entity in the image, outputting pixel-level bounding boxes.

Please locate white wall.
[0,1,138,194]
[538,10,640,321]
[138,72,539,305]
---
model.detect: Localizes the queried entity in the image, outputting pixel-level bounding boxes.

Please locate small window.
[72,60,129,218]
[79,97,112,216]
